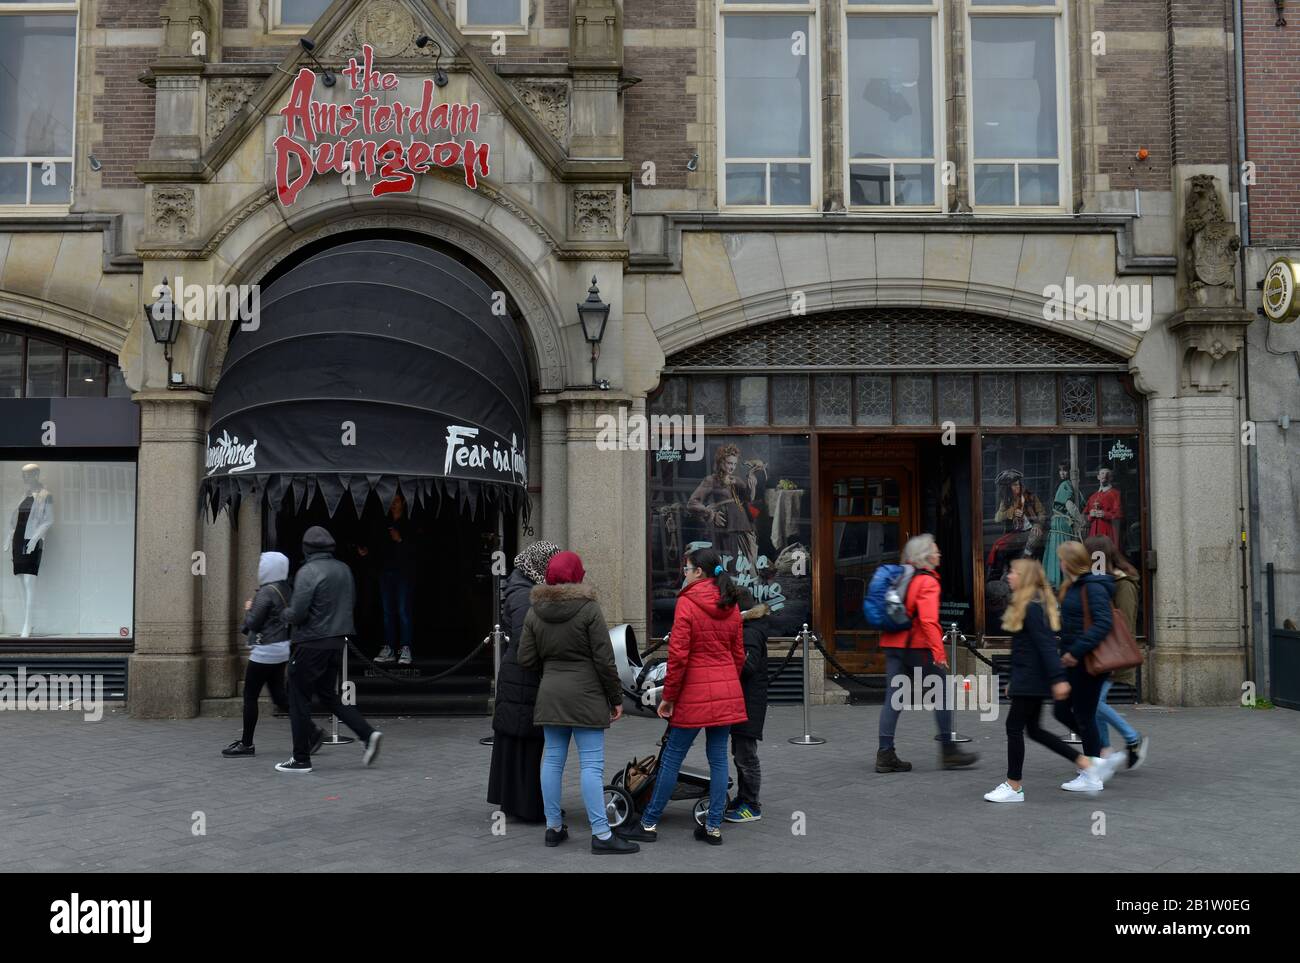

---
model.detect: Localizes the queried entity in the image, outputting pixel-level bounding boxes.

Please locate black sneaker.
[940,743,980,769]
[694,824,723,846]
[544,825,569,847]
[592,833,639,855]
[1127,735,1149,771]
[275,758,312,773]
[616,823,659,842]
[222,740,254,757]
[310,727,325,756]
[875,748,912,773]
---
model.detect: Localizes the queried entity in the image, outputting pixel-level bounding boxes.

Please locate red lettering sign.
[274,44,491,206]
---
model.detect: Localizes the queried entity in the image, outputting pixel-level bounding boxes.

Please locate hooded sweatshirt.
[283,526,356,648]
[242,552,291,664]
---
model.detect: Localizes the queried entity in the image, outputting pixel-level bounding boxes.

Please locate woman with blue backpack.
[872,534,979,773]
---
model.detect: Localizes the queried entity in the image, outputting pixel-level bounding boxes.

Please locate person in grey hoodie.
[276,526,382,774]
[222,551,323,758]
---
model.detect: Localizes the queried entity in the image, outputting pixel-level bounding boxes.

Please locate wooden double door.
[815,439,920,673]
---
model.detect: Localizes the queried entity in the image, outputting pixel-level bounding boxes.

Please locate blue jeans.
[1095,679,1140,747]
[379,569,414,648]
[878,648,954,750]
[640,725,730,831]
[541,726,609,836]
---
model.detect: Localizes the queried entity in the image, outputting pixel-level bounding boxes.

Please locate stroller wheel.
[603,785,635,829]
[692,798,709,827]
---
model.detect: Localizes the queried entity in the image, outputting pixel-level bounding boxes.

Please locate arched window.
[0,323,130,399]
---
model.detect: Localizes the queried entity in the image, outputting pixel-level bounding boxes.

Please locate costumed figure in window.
[4,463,54,638]
[1043,461,1085,588]
[687,444,766,588]
[986,469,1046,579]
[1084,467,1122,542]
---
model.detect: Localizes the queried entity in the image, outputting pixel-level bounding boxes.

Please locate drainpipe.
[1233,0,1266,694]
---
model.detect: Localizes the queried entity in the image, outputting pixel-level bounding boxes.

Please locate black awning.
[200,237,530,520]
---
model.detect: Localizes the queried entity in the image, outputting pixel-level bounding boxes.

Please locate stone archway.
[196,191,575,394]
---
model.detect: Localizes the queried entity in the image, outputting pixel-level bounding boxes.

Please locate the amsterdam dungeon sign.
[274,43,491,206]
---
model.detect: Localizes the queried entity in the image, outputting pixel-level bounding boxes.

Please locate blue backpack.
[862,564,917,631]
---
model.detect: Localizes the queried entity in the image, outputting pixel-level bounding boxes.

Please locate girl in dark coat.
[1052,541,1127,793]
[725,590,769,822]
[487,540,560,823]
[983,559,1116,802]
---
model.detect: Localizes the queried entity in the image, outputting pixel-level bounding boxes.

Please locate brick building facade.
[0,0,1281,715]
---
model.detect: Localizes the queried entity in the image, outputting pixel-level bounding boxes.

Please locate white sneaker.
[983,782,1025,803]
[1060,768,1103,792]
[1094,753,1125,783]
[398,646,413,665]
[374,646,394,663]
[363,730,383,767]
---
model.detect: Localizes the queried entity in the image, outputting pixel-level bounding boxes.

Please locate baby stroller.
[603,625,733,829]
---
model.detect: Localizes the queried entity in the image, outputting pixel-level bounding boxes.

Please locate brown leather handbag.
[1081,586,1144,676]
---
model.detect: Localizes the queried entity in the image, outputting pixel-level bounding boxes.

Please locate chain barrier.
[344,635,492,688]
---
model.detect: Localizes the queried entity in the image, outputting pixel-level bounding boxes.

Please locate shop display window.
[648,434,813,638]
[1,459,136,639]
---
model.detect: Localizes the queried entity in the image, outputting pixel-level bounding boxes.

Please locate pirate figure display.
[687,443,767,586]
[987,468,1046,579]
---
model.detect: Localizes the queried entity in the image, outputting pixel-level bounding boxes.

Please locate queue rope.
[640,636,804,688]
[344,636,491,687]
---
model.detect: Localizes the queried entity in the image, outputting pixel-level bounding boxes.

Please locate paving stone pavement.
[3,703,1298,872]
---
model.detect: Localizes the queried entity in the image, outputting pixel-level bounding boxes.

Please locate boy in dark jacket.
[725,591,769,822]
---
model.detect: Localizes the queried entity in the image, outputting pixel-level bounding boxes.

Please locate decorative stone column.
[561,391,645,634]
[128,389,209,718]
[569,0,622,160]
[536,397,569,547]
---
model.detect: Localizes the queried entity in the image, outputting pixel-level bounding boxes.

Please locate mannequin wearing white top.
[4,464,54,638]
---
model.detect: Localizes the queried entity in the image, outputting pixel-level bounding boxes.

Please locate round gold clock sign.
[1261,257,1300,323]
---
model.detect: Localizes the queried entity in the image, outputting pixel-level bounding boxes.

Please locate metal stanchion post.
[789,624,826,746]
[321,640,355,746]
[935,623,972,744]
[479,624,505,746]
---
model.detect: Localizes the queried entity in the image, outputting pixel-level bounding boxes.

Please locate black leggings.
[1050,663,1108,758]
[242,660,289,746]
[1006,696,1080,781]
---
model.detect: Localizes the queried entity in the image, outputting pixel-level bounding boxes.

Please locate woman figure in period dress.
[1084,467,1123,542]
[1043,462,1084,589]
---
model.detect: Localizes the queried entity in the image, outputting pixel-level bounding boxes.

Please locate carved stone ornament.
[206,79,258,141]
[329,0,426,59]
[1183,174,1241,307]
[1168,307,1252,394]
[510,80,570,144]
[151,187,196,241]
[572,189,616,238]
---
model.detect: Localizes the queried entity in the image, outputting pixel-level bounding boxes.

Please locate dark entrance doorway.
[267,488,513,714]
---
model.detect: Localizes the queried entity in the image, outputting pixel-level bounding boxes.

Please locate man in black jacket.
[276,526,383,773]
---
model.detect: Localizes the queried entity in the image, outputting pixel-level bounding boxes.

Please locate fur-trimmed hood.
[742,602,770,622]
[529,581,599,622]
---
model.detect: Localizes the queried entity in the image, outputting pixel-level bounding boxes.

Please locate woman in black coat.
[725,591,769,822]
[487,539,560,823]
[984,559,1117,803]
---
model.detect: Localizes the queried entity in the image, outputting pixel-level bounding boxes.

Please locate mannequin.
[1084,467,1122,542]
[4,463,54,638]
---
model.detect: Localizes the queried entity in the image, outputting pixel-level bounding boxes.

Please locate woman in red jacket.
[876,534,979,773]
[620,547,747,845]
